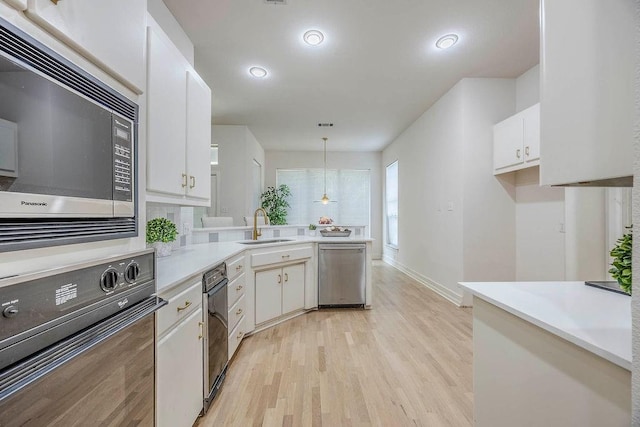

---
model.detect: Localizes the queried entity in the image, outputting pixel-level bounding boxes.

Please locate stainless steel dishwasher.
[318,243,366,307]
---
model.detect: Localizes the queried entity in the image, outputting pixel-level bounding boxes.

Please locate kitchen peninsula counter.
[459,281,631,426]
[156,236,373,293]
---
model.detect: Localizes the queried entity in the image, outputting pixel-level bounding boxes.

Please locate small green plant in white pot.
[146,217,178,257]
[308,223,317,236]
[609,227,632,295]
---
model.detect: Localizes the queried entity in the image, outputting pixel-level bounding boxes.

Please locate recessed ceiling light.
[435,34,459,49]
[303,30,324,46]
[249,66,268,78]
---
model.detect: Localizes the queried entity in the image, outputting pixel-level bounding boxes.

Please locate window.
[210,144,219,165]
[385,161,398,247]
[276,169,370,227]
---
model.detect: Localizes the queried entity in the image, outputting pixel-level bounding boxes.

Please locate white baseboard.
[382,256,463,306]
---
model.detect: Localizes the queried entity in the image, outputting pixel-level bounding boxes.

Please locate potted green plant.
[146,217,178,257]
[260,184,291,225]
[308,223,317,236]
[609,227,632,295]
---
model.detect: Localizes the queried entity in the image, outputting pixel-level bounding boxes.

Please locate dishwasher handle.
[319,244,366,251]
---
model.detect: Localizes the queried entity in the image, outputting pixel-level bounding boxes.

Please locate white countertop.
[156,236,372,293]
[459,281,631,371]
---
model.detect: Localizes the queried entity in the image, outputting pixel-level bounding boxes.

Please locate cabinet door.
[522,103,540,163]
[282,264,305,315]
[146,25,187,197]
[255,269,282,324]
[25,0,145,92]
[540,0,634,185]
[186,70,212,200]
[493,114,523,171]
[157,308,203,427]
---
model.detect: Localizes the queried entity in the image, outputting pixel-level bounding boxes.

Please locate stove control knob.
[125,262,140,284]
[100,268,119,292]
[2,305,18,318]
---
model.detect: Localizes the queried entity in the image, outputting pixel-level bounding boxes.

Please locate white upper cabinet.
[493,103,540,174]
[147,25,187,197]
[539,0,634,186]
[24,0,145,93]
[146,20,212,207]
[186,71,212,200]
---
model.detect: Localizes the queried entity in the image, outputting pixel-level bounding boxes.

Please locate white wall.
[515,64,540,112]
[265,150,382,259]
[382,79,518,304]
[147,0,194,65]
[214,125,265,226]
[515,168,565,280]
[461,79,518,284]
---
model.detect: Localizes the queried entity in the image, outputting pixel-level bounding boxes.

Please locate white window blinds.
[277,169,370,226]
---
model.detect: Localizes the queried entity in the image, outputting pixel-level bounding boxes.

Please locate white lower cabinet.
[255,263,305,325]
[156,280,204,427]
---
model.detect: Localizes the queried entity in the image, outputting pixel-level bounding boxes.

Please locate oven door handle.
[0,296,167,403]
[206,278,228,297]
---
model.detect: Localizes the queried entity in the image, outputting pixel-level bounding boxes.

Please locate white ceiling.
[163,0,540,152]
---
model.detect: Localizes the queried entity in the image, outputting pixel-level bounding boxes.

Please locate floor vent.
[264,0,286,4]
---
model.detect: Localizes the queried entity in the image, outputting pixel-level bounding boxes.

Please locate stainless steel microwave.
[0,18,138,252]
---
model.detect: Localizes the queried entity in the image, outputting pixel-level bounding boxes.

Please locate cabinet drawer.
[157,281,202,336]
[227,273,245,308]
[228,294,245,333]
[228,316,245,361]
[251,246,313,268]
[226,253,245,282]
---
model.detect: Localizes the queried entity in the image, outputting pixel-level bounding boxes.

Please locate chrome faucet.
[252,208,269,240]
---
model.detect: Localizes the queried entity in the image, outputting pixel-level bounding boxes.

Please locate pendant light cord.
[323,137,327,195]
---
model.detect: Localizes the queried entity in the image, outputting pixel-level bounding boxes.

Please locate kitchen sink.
[238,239,295,245]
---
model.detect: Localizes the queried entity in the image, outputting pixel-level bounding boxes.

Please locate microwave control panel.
[112,116,133,202]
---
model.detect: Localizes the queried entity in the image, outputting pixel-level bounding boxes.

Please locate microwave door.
[0,53,115,218]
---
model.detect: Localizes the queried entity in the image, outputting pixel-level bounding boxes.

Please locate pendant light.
[314,137,335,204]
[321,137,330,204]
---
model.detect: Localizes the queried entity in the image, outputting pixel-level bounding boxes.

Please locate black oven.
[0,249,165,426]
[0,17,138,252]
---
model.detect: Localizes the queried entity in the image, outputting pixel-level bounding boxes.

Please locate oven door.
[0,296,166,427]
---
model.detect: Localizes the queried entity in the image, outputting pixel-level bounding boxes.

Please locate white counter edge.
[459,281,631,371]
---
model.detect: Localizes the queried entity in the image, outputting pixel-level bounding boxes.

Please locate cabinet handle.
[516,149,521,159]
[525,146,530,156]
[236,265,242,272]
[236,308,243,315]
[181,173,187,188]
[237,332,243,340]
[176,301,192,312]
[278,274,282,284]
[189,175,196,189]
[198,321,204,340]
[50,0,60,4]
[284,273,289,282]
[281,254,290,259]
[236,284,243,291]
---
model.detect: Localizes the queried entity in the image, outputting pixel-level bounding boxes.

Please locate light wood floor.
[197,261,473,427]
